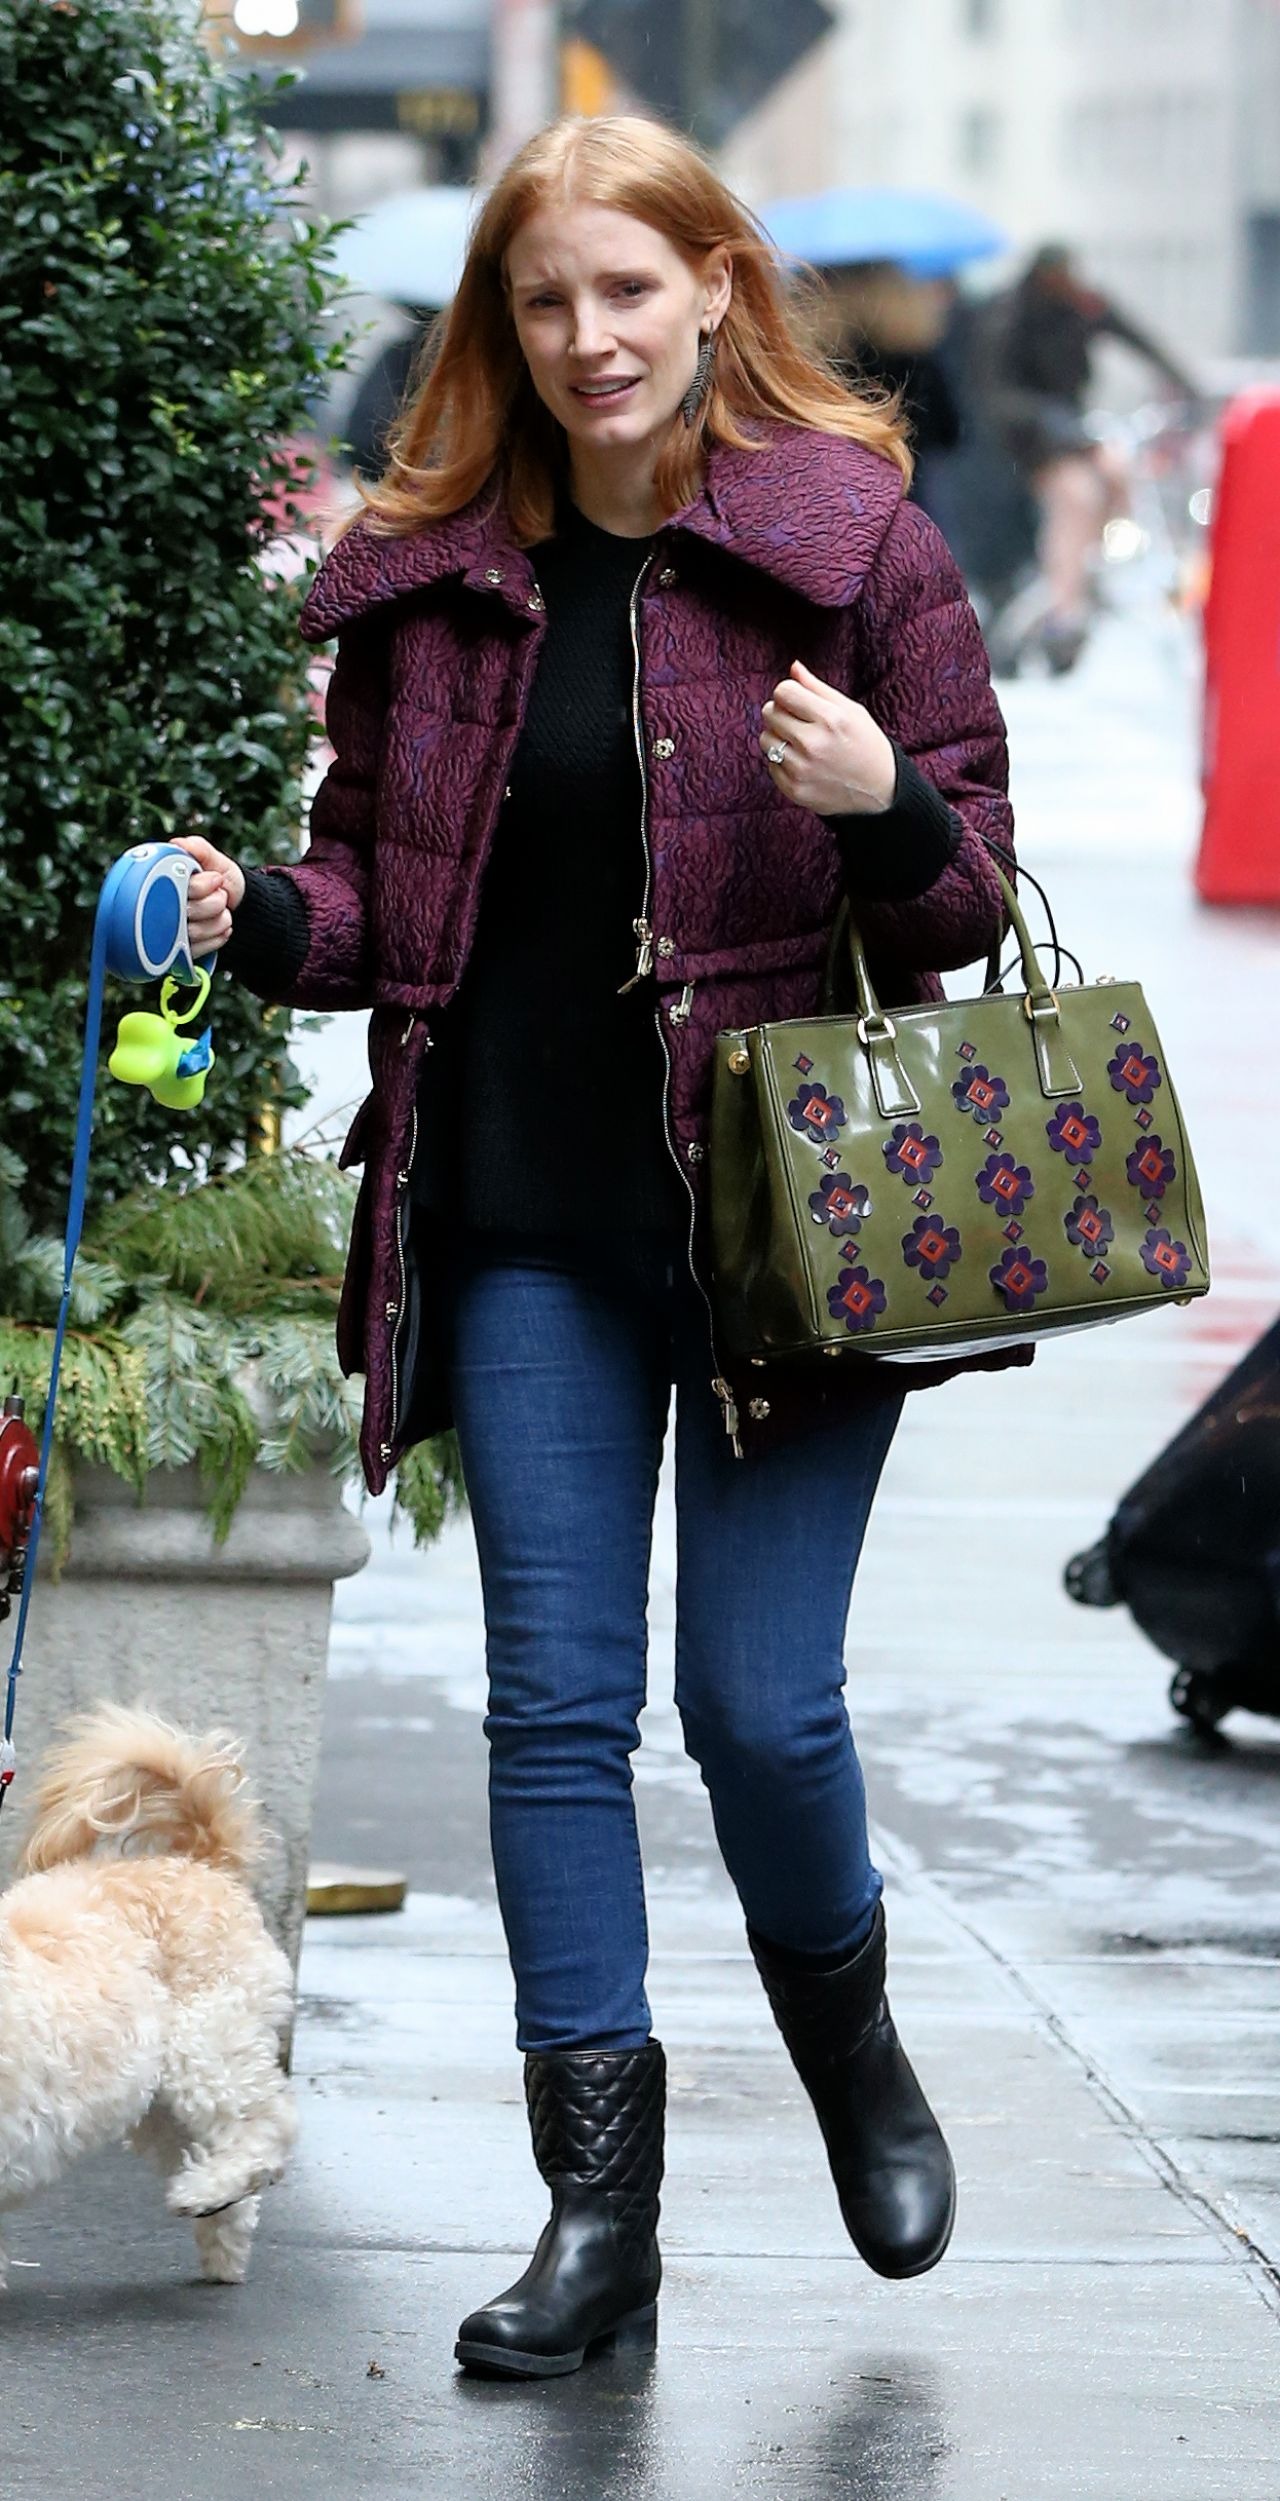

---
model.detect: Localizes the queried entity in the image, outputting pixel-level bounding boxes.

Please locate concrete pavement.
[5,602,1280,2496]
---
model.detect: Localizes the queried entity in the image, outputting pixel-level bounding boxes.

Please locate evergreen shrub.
[0,0,461,1547]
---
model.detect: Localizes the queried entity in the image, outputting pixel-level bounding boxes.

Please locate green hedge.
[0,0,347,1234]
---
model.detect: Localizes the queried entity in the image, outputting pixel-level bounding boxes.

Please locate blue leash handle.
[1,845,210,1791]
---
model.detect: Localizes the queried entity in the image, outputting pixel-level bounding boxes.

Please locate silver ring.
[765,738,789,766]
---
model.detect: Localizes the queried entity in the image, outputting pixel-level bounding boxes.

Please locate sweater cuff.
[832,746,963,903]
[221,865,311,1000]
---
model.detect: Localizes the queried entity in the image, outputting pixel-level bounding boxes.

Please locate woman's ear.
[703,246,733,332]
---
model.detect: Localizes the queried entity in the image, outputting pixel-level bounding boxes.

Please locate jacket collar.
[299,428,905,641]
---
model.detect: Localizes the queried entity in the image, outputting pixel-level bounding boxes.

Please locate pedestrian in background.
[978,242,1196,667]
[175,115,1013,2380]
[818,258,964,523]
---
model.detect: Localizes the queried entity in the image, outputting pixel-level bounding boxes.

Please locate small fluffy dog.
[0,1704,297,2287]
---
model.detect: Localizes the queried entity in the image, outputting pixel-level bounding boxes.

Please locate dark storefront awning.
[247,12,489,138]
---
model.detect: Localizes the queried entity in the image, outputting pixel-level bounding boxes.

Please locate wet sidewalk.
[6,607,1280,2496]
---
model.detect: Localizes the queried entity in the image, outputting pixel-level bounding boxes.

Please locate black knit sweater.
[225,501,962,1233]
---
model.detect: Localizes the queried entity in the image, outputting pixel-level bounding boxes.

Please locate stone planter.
[0,1453,370,1986]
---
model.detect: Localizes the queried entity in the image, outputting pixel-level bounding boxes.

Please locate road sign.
[561,0,835,143]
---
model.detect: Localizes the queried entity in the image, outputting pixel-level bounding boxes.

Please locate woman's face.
[506,200,730,460]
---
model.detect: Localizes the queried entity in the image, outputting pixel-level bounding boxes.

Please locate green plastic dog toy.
[108,969,215,1110]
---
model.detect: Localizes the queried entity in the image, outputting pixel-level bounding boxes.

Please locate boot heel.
[605,2300,658,2353]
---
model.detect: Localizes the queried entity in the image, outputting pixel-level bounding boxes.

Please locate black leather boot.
[455,2041,665,2378]
[749,1903,955,2279]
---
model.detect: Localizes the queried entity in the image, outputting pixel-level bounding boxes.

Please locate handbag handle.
[825,861,1082,1115]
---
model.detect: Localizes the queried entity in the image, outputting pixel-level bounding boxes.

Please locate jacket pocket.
[336,1167,373,1376]
[338,1093,376,1172]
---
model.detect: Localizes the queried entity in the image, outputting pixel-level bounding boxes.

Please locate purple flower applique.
[902,1214,963,1280]
[1140,1227,1192,1290]
[976,1152,1035,1217]
[1045,1101,1102,1162]
[787,1080,847,1145]
[826,1264,888,1334]
[950,1064,1011,1124]
[1108,1043,1162,1106]
[1126,1137,1176,1199]
[883,1122,943,1185]
[989,1245,1049,1311]
[807,1173,870,1235]
[1064,1195,1114,1255]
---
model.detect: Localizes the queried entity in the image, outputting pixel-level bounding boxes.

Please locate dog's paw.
[194,2198,259,2286]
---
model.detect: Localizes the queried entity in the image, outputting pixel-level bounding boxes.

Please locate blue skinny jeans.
[443,1230,904,2053]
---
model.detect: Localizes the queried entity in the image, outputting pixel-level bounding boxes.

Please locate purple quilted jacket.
[272,426,1015,1492]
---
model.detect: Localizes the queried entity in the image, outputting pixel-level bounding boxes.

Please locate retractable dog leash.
[0,843,216,1811]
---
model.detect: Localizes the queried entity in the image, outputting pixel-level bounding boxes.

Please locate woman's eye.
[617,281,648,300]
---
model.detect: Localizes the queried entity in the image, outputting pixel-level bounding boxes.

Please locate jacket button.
[655,935,676,957]
[685,1139,705,1163]
[657,565,677,588]
[652,736,676,761]
[396,1169,411,1188]
[748,1397,771,1421]
[385,1300,399,1321]
[379,1440,393,1460]
[484,566,504,585]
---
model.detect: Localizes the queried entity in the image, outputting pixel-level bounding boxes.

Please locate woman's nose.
[569,303,613,359]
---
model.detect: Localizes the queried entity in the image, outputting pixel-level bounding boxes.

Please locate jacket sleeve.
[231,617,387,1013]
[845,499,1013,973]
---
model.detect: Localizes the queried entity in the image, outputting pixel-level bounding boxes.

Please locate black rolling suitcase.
[1065,1315,1280,1735]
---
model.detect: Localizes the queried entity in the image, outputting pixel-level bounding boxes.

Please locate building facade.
[719,0,1280,363]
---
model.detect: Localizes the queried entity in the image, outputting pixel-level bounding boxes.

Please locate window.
[958,105,1001,173]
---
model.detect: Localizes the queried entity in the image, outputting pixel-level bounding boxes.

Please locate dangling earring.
[680,327,717,428]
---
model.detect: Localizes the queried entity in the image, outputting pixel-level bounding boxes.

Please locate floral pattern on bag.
[1126,1137,1176,1198]
[977,1152,1034,1217]
[1140,1226,1192,1289]
[787,1080,847,1144]
[950,1064,1010,1124]
[883,1122,943,1184]
[1045,1101,1102,1162]
[1064,1195,1115,1255]
[989,1245,1049,1311]
[826,1264,888,1333]
[1108,1044,1162,1106]
[807,1172,871,1234]
[902,1213,963,1280]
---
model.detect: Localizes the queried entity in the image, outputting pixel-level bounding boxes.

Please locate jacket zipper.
[385,1012,424,1460]
[624,558,742,1456]
[618,553,656,994]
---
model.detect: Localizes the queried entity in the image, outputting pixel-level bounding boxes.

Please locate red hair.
[351,115,911,544]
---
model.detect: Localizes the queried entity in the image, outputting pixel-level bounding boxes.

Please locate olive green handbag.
[709,865,1209,1367]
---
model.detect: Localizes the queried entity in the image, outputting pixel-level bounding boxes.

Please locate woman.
[177,115,1014,2379]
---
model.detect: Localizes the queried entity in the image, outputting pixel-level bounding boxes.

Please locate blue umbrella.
[760,187,1008,278]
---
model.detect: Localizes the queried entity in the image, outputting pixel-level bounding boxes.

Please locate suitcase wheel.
[1064,1541,1118,1609]
[1168,1665,1231,1737]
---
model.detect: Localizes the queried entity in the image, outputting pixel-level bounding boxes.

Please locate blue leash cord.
[0,844,210,1811]
[0,904,112,1803]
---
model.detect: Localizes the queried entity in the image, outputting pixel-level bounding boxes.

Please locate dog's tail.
[19,1703,262,1878]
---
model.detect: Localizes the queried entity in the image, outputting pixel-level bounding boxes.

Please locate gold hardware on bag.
[728,1046,751,1075]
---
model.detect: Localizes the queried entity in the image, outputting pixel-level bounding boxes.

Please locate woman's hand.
[171,835,247,955]
[759,659,897,817]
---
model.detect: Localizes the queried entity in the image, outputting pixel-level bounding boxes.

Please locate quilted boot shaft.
[455,2042,665,2378]
[749,1904,956,2279]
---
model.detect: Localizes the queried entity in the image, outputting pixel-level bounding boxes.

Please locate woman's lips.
[569,376,641,406]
